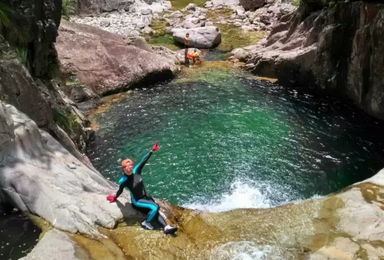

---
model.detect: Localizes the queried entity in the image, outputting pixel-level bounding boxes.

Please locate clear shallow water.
[0,206,40,259]
[87,66,384,210]
[210,242,284,260]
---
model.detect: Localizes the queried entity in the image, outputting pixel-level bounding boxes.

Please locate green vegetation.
[0,93,9,101]
[52,108,79,133]
[206,8,265,51]
[146,34,180,50]
[147,7,264,52]
[146,19,181,50]
[0,2,30,46]
[15,46,29,68]
[62,0,76,20]
[216,24,265,52]
[292,0,300,7]
[0,3,11,31]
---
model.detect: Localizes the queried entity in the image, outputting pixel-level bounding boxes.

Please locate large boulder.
[0,102,139,235]
[239,0,265,10]
[172,26,222,49]
[56,20,178,98]
[76,0,136,13]
[75,0,170,14]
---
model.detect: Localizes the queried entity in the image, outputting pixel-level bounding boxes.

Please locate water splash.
[182,177,324,212]
[183,179,277,212]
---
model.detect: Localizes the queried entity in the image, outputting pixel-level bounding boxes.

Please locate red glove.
[152,141,159,152]
[107,195,116,203]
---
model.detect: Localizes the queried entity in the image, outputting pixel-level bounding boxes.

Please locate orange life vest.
[187,53,197,59]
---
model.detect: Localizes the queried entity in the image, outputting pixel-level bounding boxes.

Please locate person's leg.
[145,197,178,234]
[134,198,159,223]
[156,212,167,227]
[143,196,166,227]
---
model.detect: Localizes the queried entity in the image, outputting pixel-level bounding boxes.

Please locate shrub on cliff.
[292,0,300,7]
[62,0,76,20]
[0,3,29,46]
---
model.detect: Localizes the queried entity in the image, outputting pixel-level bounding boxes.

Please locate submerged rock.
[19,230,89,260]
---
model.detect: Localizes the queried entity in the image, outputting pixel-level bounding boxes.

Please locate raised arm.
[133,151,153,174]
[133,141,159,175]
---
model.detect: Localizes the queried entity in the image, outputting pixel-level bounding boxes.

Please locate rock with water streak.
[172,26,222,48]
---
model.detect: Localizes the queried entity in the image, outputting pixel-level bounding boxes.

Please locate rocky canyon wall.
[231,0,384,120]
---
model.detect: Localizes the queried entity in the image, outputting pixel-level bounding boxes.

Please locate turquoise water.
[87,67,384,210]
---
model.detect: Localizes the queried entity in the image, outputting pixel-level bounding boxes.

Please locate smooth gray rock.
[185,3,197,10]
[204,1,213,8]
[190,17,200,24]
[141,8,152,15]
[0,102,140,235]
[172,26,222,48]
[19,230,89,260]
[163,1,172,9]
[170,10,183,18]
[56,21,178,98]
[183,21,199,29]
[211,0,239,6]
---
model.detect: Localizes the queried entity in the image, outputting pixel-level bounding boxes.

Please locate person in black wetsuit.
[107,142,177,234]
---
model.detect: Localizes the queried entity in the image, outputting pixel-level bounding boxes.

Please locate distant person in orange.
[184,33,189,58]
[187,49,200,65]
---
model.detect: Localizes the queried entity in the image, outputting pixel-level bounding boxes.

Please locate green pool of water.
[87,67,384,211]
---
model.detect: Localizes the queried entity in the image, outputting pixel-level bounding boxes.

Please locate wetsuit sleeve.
[133,150,153,175]
[115,178,128,200]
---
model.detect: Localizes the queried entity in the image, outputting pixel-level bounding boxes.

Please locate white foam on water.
[210,241,272,260]
[182,180,274,212]
[182,178,324,212]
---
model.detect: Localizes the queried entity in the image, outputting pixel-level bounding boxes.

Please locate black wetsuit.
[115,151,166,226]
